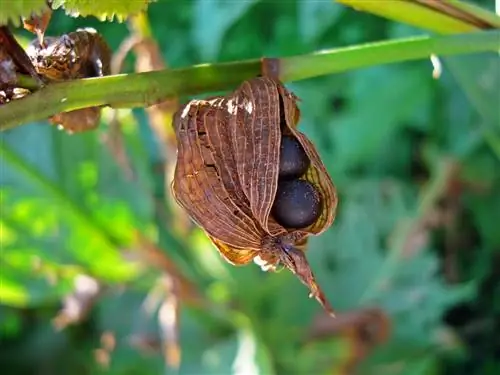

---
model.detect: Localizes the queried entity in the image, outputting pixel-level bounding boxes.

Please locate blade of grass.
[435,0,500,28]
[337,0,500,33]
[337,0,479,33]
[1,30,499,131]
[414,0,500,29]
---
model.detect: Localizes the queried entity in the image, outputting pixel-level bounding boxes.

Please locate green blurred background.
[1,1,499,374]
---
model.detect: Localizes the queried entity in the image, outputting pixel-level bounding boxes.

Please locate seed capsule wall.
[172,77,338,315]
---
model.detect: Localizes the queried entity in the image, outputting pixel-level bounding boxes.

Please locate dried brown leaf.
[23,7,52,46]
[24,28,111,133]
[172,100,263,249]
[0,26,43,85]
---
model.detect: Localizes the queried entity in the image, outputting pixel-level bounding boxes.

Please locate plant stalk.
[1,30,499,131]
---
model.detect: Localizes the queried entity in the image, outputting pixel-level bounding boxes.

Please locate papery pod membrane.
[172,100,263,250]
[208,236,258,266]
[276,82,338,236]
[25,28,111,133]
[27,28,111,81]
[198,97,256,221]
[50,107,101,133]
[229,77,286,237]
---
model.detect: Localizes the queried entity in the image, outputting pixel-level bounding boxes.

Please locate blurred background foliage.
[1,0,499,374]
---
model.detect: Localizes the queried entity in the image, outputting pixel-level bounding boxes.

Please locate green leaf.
[0,0,47,26]
[331,65,433,169]
[181,326,275,375]
[93,290,164,375]
[0,118,156,306]
[298,1,343,43]
[51,0,156,22]
[192,0,257,60]
[447,0,500,28]
[337,0,491,34]
[308,179,474,343]
[446,54,500,131]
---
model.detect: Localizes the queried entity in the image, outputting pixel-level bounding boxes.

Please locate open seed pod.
[0,47,17,91]
[26,28,111,133]
[172,77,338,315]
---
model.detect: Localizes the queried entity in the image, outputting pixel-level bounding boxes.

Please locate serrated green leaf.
[0,118,156,305]
[51,0,156,22]
[0,0,47,26]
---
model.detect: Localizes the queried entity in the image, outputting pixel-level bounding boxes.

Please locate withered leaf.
[25,28,112,133]
[230,78,282,236]
[0,47,17,90]
[23,6,53,46]
[27,28,111,81]
[0,26,43,87]
[172,100,263,250]
[172,77,338,316]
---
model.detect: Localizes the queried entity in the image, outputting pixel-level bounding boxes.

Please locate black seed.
[279,135,310,180]
[272,179,322,229]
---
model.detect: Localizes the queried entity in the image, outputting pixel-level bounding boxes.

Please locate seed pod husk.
[26,28,111,133]
[172,77,338,315]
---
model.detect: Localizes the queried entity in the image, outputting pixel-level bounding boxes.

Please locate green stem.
[280,29,499,81]
[1,30,499,131]
[16,74,41,91]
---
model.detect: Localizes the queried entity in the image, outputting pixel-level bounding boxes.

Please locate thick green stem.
[15,74,40,91]
[280,30,500,81]
[1,30,499,131]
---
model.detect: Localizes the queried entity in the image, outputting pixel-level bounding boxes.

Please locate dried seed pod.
[0,47,17,91]
[172,77,338,315]
[0,26,43,86]
[0,28,34,104]
[26,28,111,133]
[27,28,111,81]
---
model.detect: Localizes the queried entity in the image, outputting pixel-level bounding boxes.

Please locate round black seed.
[279,135,310,180]
[272,179,322,229]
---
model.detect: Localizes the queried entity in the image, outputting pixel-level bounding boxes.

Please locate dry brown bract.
[172,77,338,315]
[26,28,112,133]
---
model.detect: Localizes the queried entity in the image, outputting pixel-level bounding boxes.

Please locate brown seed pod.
[0,28,34,104]
[26,28,112,133]
[0,47,17,91]
[171,77,338,315]
[0,26,44,87]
